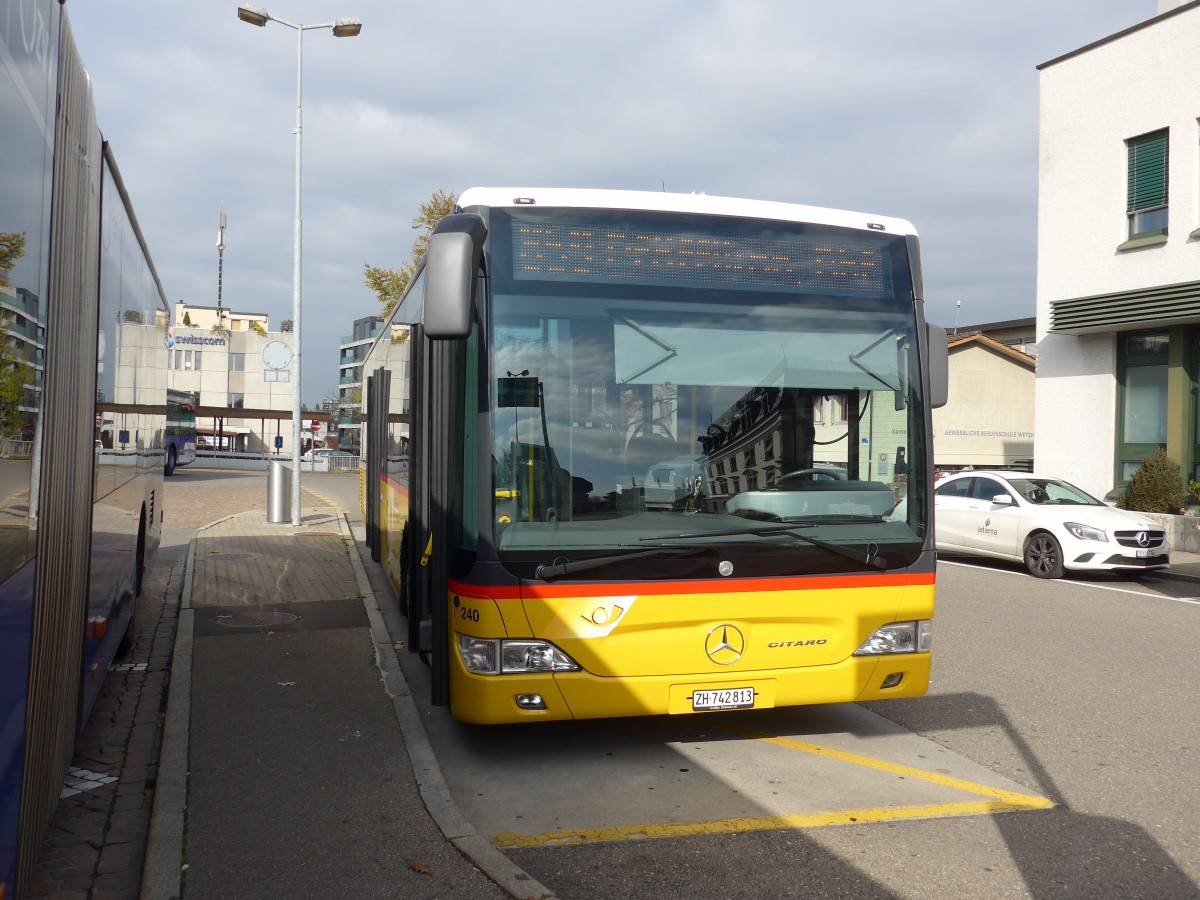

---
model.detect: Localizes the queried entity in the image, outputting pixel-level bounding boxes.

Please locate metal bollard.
[267,459,293,524]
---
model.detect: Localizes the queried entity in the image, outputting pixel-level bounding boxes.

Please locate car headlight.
[1064,522,1108,542]
[853,620,932,656]
[457,635,582,674]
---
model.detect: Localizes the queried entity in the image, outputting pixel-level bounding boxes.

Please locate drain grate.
[215,611,300,628]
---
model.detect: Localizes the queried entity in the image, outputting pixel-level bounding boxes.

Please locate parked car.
[777,466,848,485]
[301,448,353,462]
[931,470,1170,578]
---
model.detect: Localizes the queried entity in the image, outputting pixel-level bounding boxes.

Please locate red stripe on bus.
[381,474,409,497]
[450,571,934,600]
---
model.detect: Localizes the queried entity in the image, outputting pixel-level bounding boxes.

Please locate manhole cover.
[200,553,259,562]
[215,611,300,628]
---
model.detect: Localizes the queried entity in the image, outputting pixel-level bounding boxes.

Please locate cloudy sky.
[66,0,1154,405]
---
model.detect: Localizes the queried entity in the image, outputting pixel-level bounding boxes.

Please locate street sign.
[310,421,321,433]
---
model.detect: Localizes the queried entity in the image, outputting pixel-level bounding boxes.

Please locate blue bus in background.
[165,388,197,475]
[1,4,171,895]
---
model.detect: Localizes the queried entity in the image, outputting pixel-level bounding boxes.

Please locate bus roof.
[456,187,918,238]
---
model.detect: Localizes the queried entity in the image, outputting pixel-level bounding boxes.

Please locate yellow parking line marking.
[720,726,1052,808]
[301,486,346,514]
[494,799,1045,849]
[491,727,1053,849]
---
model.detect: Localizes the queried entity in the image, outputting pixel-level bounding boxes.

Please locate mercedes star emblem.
[705,624,745,665]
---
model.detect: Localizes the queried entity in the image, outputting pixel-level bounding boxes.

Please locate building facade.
[933,331,1036,472]
[175,300,269,334]
[156,311,299,453]
[1035,0,1200,498]
[337,315,382,452]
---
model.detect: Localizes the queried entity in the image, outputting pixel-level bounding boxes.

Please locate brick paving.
[26,546,185,900]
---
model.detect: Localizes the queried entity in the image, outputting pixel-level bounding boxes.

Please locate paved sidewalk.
[140,506,534,900]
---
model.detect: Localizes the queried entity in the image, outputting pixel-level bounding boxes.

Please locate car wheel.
[1024,532,1064,579]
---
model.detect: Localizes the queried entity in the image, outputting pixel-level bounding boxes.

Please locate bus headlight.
[457,636,582,674]
[501,640,581,673]
[458,636,498,674]
[853,620,932,656]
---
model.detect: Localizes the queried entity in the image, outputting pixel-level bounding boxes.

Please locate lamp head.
[332,18,362,37]
[237,4,269,27]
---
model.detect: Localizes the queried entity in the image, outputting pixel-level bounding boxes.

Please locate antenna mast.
[217,210,228,324]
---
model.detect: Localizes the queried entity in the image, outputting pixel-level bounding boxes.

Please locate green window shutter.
[1127,130,1168,213]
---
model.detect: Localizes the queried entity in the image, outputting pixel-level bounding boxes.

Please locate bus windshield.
[487,208,931,576]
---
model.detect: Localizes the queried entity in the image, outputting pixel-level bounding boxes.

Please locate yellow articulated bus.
[362,188,947,724]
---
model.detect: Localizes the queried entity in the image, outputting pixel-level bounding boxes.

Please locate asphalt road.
[499,561,1200,899]
[163,468,1200,899]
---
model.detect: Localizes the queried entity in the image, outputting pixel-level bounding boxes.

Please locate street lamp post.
[237,3,361,525]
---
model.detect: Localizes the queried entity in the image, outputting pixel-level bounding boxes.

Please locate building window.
[1117,331,1169,481]
[1127,129,1168,239]
[230,393,245,409]
[229,353,245,372]
[763,434,774,461]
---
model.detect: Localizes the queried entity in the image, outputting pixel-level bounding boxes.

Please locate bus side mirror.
[423,232,474,339]
[423,213,486,339]
[926,323,948,408]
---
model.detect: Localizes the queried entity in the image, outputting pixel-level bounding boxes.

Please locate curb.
[139,535,197,900]
[341,515,556,900]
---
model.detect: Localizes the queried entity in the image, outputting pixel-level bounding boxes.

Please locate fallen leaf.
[277,681,296,687]
[393,641,405,651]
[408,860,433,876]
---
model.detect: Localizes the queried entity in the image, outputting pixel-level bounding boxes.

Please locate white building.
[160,308,303,453]
[1035,0,1200,498]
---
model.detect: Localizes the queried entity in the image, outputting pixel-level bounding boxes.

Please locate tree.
[0,231,26,287]
[183,311,194,326]
[0,317,29,445]
[364,188,457,317]
[281,319,293,333]
[250,321,267,336]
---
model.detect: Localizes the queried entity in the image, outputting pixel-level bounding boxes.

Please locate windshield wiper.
[534,547,697,582]
[848,330,901,393]
[644,524,885,570]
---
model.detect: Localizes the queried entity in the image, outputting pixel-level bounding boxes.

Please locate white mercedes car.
[931,470,1170,578]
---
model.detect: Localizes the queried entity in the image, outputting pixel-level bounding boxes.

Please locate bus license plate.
[692,687,755,711]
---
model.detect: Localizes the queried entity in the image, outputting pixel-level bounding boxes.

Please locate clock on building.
[262,340,292,370]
